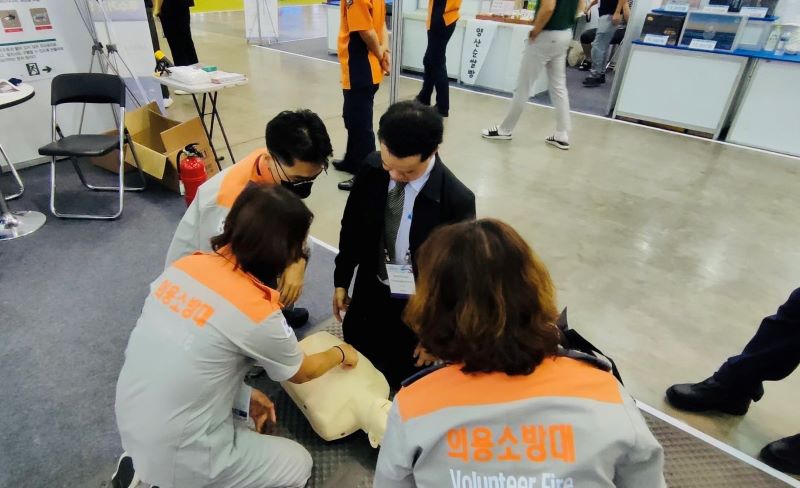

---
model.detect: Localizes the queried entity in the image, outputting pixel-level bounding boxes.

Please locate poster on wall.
[0,0,66,81]
[460,19,498,86]
[244,0,278,43]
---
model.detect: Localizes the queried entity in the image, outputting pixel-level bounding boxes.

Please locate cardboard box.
[90,102,218,192]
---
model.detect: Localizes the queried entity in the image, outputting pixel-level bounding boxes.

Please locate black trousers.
[715,288,800,400]
[417,22,456,112]
[159,0,199,66]
[146,7,170,98]
[342,84,380,171]
[342,275,421,389]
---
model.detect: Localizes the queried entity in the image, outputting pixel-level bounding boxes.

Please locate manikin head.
[265,109,333,198]
[377,101,443,183]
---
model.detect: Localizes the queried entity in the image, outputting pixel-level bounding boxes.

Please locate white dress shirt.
[388,155,436,264]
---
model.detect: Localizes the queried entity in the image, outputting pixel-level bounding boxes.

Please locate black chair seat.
[39,134,119,158]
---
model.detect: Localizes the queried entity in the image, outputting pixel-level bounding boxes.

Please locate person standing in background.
[666,288,800,475]
[144,0,173,108]
[154,0,199,67]
[332,101,475,389]
[415,0,462,117]
[482,0,585,150]
[582,0,627,87]
[333,0,389,192]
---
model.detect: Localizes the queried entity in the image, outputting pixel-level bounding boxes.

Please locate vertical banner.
[460,19,497,86]
[244,0,278,43]
[0,0,69,81]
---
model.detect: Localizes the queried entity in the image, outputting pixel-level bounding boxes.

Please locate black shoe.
[338,177,354,191]
[332,159,358,175]
[434,105,449,118]
[577,59,592,71]
[282,307,309,328]
[583,74,606,87]
[665,377,755,415]
[111,452,137,488]
[415,95,431,106]
[760,434,800,475]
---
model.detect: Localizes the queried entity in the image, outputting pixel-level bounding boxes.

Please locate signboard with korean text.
[0,0,67,81]
[460,19,498,86]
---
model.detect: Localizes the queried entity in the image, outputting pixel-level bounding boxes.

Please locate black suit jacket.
[334,151,476,290]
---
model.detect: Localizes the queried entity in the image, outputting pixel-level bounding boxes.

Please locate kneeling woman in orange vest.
[375,219,666,487]
[114,185,359,488]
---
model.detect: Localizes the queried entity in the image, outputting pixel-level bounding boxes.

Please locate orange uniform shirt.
[427,0,462,29]
[338,0,387,89]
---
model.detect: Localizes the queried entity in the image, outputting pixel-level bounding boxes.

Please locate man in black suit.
[332,101,476,389]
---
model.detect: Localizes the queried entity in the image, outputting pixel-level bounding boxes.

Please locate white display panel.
[614,44,747,135]
[728,59,800,158]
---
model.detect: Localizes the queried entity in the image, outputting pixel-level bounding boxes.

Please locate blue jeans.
[590,15,615,77]
[714,288,800,400]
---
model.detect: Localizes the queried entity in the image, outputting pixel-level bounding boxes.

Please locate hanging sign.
[460,19,498,86]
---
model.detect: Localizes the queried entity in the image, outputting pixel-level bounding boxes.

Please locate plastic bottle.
[775,33,790,55]
[764,26,781,51]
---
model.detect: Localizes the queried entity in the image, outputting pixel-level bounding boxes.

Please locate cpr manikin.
[282,331,392,447]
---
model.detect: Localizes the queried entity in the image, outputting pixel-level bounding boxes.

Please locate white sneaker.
[174,89,189,96]
[481,126,512,140]
[163,97,174,108]
[545,136,570,150]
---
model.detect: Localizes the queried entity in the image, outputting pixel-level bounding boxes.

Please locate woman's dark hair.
[211,185,313,285]
[265,109,333,168]
[404,219,560,376]
[377,101,443,161]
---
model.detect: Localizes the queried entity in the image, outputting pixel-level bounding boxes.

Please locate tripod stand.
[73,0,151,131]
[248,0,279,46]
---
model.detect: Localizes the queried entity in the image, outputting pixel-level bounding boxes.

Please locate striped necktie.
[384,182,407,262]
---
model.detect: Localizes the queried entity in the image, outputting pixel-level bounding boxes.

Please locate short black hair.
[211,185,313,286]
[377,101,443,161]
[265,109,333,169]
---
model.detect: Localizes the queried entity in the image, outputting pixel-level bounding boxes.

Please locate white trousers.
[500,29,573,136]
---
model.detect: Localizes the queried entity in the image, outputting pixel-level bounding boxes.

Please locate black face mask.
[281,179,313,199]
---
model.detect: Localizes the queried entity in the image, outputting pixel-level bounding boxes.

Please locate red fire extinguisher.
[176,143,208,206]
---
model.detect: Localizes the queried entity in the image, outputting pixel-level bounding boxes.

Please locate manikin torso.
[281,331,392,447]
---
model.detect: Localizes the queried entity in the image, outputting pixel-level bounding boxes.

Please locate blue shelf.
[633,40,800,64]
[651,8,777,21]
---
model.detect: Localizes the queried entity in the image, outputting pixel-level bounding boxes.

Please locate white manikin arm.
[281,332,391,446]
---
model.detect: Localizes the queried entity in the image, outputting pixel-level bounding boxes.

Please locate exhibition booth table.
[615,40,800,157]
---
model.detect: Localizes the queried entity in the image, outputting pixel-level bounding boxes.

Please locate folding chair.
[38,73,146,220]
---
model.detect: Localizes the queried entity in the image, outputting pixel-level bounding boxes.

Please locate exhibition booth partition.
[323,0,800,158]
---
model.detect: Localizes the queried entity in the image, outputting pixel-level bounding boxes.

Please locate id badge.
[386,264,416,298]
[232,383,252,421]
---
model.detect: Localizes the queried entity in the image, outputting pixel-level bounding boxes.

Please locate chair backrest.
[50,73,126,106]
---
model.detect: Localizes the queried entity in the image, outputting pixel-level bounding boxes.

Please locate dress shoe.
[332,159,358,175]
[435,105,449,117]
[282,307,309,328]
[665,376,756,415]
[760,434,800,475]
[338,177,354,191]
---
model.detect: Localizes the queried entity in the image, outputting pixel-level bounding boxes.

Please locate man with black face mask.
[165,109,332,327]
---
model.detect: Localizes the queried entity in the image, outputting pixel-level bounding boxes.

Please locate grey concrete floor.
[172,9,800,461]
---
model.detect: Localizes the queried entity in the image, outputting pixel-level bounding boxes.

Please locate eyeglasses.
[271,153,326,183]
